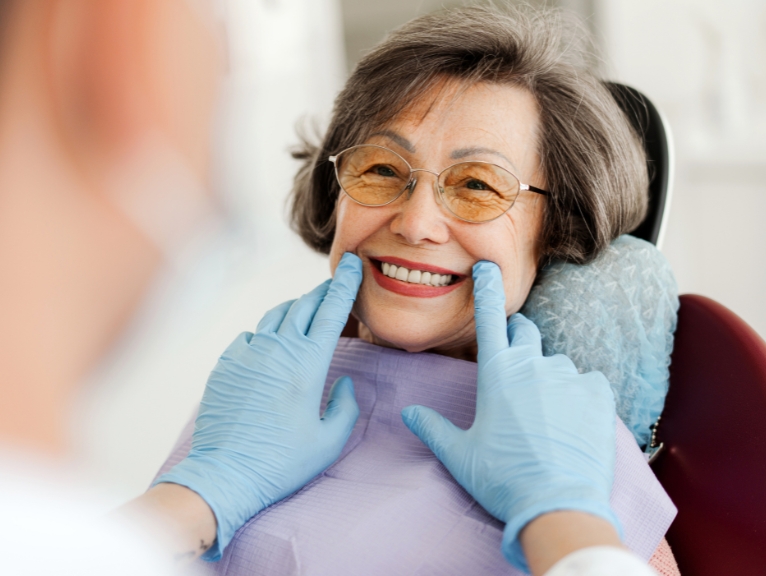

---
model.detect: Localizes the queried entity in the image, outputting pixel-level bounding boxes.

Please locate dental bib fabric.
[157,338,676,576]
[521,235,679,447]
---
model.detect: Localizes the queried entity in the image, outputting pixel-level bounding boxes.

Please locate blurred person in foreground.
[0,1,663,576]
[0,0,224,572]
[0,0,367,573]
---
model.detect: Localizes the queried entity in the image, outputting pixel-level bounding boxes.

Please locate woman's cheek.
[329,199,386,275]
[503,264,537,315]
[503,203,545,312]
[457,219,539,315]
[328,199,357,275]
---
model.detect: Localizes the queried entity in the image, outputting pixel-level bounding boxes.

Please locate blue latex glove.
[155,253,363,561]
[401,261,621,572]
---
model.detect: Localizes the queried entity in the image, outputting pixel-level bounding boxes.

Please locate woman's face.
[328,81,546,356]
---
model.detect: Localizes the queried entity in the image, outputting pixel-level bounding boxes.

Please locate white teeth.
[380,262,454,286]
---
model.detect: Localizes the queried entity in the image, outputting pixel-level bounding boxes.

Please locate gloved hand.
[401,261,620,572]
[155,252,363,561]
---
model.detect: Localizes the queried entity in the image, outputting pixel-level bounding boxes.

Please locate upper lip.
[371,256,466,278]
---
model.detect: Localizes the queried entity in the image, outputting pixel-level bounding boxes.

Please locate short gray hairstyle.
[289,4,648,265]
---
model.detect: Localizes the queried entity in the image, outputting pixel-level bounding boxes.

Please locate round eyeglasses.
[329,144,548,223]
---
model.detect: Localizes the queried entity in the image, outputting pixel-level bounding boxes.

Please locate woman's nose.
[389,174,450,245]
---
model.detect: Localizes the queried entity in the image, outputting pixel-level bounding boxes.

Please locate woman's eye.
[373,165,397,177]
[466,179,490,191]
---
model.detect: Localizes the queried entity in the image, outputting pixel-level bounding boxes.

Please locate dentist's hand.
[155,253,363,560]
[401,261,620,572]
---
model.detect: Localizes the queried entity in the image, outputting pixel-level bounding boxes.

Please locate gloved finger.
[320,376,360,449]
[308,253,363,346]
[256,299,296,333]
[401,405,462,465]
[472,261,509,363]
[506,313,543,357]
[546,353,580,375]
[278,280,331,337]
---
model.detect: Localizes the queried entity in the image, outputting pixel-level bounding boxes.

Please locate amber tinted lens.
[335,146,411,205]
[440,162,520,222]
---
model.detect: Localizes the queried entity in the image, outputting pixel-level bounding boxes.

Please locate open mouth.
[368,257,466,297]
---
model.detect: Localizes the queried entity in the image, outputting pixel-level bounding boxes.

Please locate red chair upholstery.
[651,294,766,575]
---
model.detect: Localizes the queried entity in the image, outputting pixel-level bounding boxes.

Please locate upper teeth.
[382,262,453,286]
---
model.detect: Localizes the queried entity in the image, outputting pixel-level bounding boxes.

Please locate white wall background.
[598,0,766,336]
[71,0,766,506]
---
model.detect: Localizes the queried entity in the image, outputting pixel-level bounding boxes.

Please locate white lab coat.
[1,450,191,576]
[546,547,658,576]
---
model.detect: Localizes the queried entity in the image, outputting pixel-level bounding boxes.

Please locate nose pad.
[431,179,444,208]
[390,171,450,244]
[406,178,417,199]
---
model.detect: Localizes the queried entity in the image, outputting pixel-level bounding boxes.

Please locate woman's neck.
[357,322,478,363]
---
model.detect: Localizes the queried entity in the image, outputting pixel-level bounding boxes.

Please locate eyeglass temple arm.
[522,184,549,196]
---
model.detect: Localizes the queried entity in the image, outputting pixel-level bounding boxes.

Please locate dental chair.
[606,82,672,249]
[610,83,766,575]
[652,294,766,575]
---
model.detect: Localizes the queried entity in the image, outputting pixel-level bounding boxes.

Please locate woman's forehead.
[368,81,541,168]
[367,128,521,174]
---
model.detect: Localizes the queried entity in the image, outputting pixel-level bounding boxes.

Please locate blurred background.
[72,0,766,506]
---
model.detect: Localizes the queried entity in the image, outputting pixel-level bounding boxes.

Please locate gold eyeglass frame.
[329,144,549,223]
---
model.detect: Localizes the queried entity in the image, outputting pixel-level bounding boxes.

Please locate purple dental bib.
[157,338,676,575]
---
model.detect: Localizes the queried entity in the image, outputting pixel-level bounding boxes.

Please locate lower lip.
[370,262,464,298]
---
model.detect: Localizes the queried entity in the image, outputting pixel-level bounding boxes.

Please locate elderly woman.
[152,6,678,576]
[291,10,646,360]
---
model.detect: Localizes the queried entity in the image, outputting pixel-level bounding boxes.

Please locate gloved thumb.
[320,376,360,446]
[401,405,462,463]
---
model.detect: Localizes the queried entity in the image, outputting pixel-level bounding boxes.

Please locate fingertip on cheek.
[331,248,356,267]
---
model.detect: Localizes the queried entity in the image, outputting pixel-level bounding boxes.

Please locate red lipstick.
[368,258,466,298]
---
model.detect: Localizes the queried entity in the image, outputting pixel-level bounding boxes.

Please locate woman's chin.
[357,317,477,359]
[357,321,432,353]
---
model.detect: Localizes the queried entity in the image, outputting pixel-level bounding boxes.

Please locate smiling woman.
[329,81,548,354]
[290,6,647,357]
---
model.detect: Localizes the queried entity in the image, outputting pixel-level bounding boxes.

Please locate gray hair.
[289,4,648,265]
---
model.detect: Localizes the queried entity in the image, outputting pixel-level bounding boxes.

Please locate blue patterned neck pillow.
[520,235,679,448]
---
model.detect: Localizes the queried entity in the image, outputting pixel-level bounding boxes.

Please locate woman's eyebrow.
[451,147,518,172]
[369,130,415,152]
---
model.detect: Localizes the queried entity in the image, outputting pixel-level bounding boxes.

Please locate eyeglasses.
[329,144,548,223]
